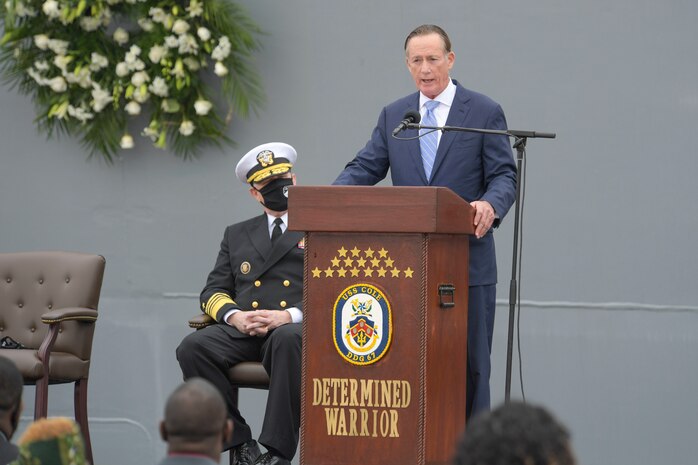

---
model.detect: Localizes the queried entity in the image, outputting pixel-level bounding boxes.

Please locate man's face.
[405,33,455,100]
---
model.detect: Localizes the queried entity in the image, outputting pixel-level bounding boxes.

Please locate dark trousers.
[176,323,302,460]
[466,284,496,420]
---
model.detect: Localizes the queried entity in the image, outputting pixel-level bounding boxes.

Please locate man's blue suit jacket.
[334,80,517,286]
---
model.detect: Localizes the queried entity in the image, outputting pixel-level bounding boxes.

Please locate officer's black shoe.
[231,440,261,465]
[254,451,291,465]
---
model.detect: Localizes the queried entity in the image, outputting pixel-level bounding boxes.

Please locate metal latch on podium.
[438,284,455,308]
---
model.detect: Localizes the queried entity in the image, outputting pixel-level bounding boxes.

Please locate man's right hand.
[226,309,290,336]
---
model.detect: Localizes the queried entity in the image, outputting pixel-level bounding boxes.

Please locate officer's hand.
[248,310,291,336]
[227,311,265,335]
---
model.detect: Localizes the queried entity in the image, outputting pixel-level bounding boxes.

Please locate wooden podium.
[288,186,474,465]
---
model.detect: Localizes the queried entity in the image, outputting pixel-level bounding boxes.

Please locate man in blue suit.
[334,24,517,419]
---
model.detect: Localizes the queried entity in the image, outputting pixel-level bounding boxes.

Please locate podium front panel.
[300,231,469,465]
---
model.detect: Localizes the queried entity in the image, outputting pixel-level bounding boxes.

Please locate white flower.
[42,0,60,19]
[66,68,92,88]
[172,19,190,35]
[80,16,102,31]
[16,2,37,17]
[27,68,47,86]
[131,71,150,87]
[53,55,72,72]
[179,120,195,136]
[89,53,109,71]
[183,57,200,71]
[34,60,50,71]
[113,27,129,45]
[47,39,69,55]
[214,61,228,77]
[187,0,203,17]
[178,34,198,55]
[129,45,141,56]
[33,34,50,50]
[138,18,154,32]
[149,7,167,23]
[148,45,167,64]
[194,99,212,116]
[132,87,150,103]
[164,35,179,49]
[124,101,141,115]
[120,134,134,149]
[91,86,112,112]
[148,76,169,97]
[197,27,211,42]
[115,62,129,77]
[211,36,231,61]
[101,7,112,26]
[67,105,94,123]
[48,76,67,93]
[142,124,159,142]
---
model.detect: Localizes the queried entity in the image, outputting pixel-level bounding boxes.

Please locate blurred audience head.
[454,401,577,465]
[160,377,232,460]
[15,417,87,465]
[0,356,24,440]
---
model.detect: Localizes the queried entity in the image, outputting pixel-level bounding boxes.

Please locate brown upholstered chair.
[188,313,271,390]
[0,251,105,465]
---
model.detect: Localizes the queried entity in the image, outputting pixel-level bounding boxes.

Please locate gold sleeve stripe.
[205,292,236,320]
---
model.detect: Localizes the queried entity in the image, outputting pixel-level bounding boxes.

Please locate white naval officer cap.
[235,142,297,184]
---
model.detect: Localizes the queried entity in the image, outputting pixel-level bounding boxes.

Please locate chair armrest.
[41,307,99,324]
[189,313,216,329]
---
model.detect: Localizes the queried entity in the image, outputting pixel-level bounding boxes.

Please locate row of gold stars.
[337,246,390,258]
[311,266,414,278]
[329,256,395,269]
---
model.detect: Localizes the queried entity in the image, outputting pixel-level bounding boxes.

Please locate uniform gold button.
[280,301,287,308]
[254,280,261,287]
[252,301,259,309]
[283,280,290,287]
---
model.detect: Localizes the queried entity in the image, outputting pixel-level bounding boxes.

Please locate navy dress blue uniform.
[177,142,304,464]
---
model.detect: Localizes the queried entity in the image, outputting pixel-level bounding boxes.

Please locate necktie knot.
[425,100,439,112]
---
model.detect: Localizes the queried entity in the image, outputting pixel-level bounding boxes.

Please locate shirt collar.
[266,212,288,229]
[419,78,456,109]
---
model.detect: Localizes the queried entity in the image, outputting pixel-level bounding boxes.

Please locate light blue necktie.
[420,100,440,180]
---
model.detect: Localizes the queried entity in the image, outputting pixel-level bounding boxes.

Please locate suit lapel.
[430,83,472,182]
[248,214,272,259]
[254,230,304,279]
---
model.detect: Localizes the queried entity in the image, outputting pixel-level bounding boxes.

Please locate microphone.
[391,110,421,136]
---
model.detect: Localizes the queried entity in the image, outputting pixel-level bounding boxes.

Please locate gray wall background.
[2,1,697,464]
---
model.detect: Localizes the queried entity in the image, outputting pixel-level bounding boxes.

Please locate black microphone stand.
[406,123,555,402]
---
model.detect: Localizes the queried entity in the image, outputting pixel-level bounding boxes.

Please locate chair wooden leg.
[75,378,93,465]
[34,376,49,420]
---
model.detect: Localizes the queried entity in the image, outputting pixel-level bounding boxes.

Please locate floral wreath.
[0,0,264,161]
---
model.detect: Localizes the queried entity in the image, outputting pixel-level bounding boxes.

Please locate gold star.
[337,268,347,278]
[363,268,374,277]
[343,258,354,267]
[377,268,387,277]
[364,247,374,258]
[370,258,381,268]
[350,247,361,257]
[312,267,322,278]
[331,257,341,267]
[338,247,348,257]
[404,267,414,278]
[350,268,360,277]
[390,268,401,278]
[324,267,335,278]
[356,258,367,268]
[384,257,394,268]
[378,248,388,258]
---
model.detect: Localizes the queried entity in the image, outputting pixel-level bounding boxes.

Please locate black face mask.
[255,177,293,212]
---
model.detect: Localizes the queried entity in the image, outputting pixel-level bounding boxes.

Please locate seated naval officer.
[177,142,304,465]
